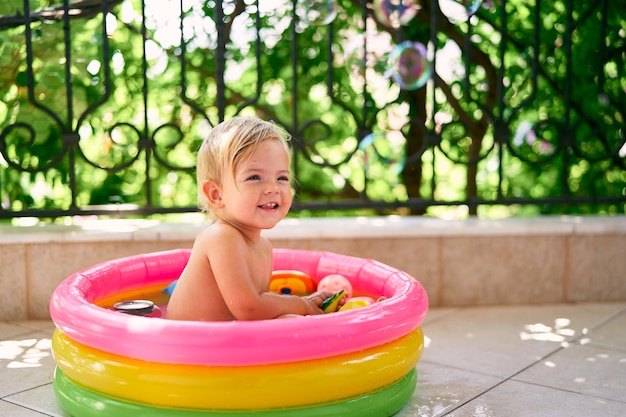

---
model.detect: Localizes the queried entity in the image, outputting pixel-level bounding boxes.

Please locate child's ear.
[202,180,224,208]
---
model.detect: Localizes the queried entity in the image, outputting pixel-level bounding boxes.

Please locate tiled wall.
[1,216,625,320]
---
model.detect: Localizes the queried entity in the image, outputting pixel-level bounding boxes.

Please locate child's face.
[219,138,292,230]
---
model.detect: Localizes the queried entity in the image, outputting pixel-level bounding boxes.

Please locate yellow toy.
[339,297,373,311]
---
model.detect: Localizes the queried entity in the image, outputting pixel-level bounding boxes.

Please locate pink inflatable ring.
[50,248,428,366]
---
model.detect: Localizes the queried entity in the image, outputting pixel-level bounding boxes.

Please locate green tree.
[0,0,624,218]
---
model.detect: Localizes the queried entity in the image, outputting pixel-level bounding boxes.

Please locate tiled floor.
[1,302,625,416]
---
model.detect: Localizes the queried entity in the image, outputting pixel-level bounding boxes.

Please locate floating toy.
[113,300,160,317]
[50,248,428,417]
[269,270,315,295]
[161,280,178,297]
[339,296,373,311]
[321,289,346,312]
[318,273,353,298]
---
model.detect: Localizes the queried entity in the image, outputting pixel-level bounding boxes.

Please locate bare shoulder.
[193,221,270,274]
[258,234,273,256]
[194,221,246,250]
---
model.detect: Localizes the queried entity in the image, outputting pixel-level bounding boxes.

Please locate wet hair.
[196,116,290,215]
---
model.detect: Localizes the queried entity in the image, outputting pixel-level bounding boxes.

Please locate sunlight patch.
[519,318,575,343]
[0,338,51,369]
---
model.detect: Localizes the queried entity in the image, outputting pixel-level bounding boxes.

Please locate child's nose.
[265,180,279,193]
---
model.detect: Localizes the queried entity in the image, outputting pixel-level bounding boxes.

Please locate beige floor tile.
[7,321,57,334]
[0,330,55,397]
[0,399,54,417]
[422,307,460,324]
[446,380,626,417]
[421,303,625,378]
[1,303,623,417]
[4,384,69,417]
[0,322,36,340]
[397,362,503,417]
[514,343,626,403]
[581,308,626,350]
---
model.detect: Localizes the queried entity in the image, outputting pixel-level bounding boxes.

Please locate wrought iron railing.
[0,0,624,219]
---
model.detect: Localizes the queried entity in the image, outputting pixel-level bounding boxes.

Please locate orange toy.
[270,270,315,296]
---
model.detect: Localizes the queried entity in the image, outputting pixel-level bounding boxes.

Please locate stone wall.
[1,215,625,320]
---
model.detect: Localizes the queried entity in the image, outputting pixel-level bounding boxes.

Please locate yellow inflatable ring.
[53,328,424,409]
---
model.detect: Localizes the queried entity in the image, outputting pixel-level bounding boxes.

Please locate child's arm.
[207,226,329,320]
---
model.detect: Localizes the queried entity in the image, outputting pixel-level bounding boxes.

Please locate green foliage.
[0,0,623,219]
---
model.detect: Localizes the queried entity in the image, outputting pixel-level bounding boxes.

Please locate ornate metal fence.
[0,0,624,219]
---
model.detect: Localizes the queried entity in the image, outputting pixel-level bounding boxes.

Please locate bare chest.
[248,241,273,290]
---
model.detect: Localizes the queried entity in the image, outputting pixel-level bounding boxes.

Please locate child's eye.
[247,175,261,181]
[278,176,290,181]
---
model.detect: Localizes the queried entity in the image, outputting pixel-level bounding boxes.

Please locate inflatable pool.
[50,248,428,416]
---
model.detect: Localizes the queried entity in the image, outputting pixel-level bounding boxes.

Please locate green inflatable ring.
[53,367,417,417]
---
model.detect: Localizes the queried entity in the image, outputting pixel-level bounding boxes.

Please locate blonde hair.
[196,116,290,216]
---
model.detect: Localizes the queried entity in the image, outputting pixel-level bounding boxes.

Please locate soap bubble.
[296,0,337,26]
[372,0,420,28]
[511,120,557,158]
[454,0,483,16]
[359,132,406,175]
[439,0,483,21]
[385,41,430,90]
[456,0,483,16]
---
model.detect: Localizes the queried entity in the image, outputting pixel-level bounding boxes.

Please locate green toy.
[321,290,345,313]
